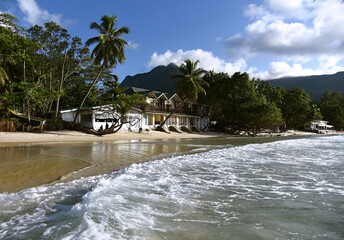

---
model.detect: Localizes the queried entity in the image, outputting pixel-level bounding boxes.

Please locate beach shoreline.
[0,129,329,146]
[1,130,342,194]
[0,130,227,147]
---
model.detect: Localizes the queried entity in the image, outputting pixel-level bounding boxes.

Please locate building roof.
[124,86,182,101]
[60,104,143,114]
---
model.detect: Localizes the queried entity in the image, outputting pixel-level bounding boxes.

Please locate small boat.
[11,110,46,126]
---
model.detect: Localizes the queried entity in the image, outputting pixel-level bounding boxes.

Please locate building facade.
[126,87,211,131]
[304,120,336,134]
[59,87,211,132]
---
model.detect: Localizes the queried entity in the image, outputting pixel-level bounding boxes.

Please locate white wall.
[61,111,75,122]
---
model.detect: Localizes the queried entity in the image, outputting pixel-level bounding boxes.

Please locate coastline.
[0,130,341,194]
[0,129,329,146]
[0,130,227,147]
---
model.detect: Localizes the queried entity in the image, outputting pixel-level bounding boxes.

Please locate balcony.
[144,105,195,115]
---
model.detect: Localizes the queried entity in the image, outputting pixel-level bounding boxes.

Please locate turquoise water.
[1,135,343,239]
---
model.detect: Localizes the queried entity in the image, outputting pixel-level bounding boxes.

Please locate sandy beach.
[0,130,340,194]
[0,130,226,146]
[0,130,229,193]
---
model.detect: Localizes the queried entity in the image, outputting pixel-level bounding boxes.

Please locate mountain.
[121,64,344,102]
[268,71,344,101]
[120,63,180,94]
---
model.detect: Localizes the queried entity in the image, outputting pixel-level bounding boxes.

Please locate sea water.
[0,135,343,239]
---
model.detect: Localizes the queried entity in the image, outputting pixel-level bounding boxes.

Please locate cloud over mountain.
[226,0,344,79]
[148,49,250,75]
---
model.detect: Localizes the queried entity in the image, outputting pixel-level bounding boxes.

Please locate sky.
[1,0,344,82]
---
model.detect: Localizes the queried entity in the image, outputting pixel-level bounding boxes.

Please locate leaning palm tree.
[160,59,208,127]
[73,15,129,123]
[0,66,8,86]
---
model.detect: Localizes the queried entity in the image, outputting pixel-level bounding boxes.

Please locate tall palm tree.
[73,15,129,123]
[0,66,8,86]
[160,59,208,127]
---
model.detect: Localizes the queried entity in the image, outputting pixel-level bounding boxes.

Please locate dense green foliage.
[200,72,284,132]
[0,13,133,124]
[318,92,344,129]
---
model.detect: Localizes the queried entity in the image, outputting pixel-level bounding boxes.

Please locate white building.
[58,87,211,132]
[304,120,336,134]
[59,105,143,132]
[125,87,211,131]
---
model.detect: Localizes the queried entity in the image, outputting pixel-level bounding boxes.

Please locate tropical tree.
[281,87,314,129]
[318,91,344,129]
[73,15,130,123]
[160,59,208,127]
[0,66,8,86]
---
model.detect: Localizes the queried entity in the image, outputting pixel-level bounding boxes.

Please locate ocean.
[0,135,343,239]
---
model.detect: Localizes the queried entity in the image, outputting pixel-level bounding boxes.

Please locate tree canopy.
[73,15,130,123]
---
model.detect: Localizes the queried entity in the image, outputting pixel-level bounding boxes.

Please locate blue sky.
[1,0,344,81]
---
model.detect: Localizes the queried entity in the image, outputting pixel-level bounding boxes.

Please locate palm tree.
[160,59,208,127]
[73,15,129,123]
[0,66,8,86]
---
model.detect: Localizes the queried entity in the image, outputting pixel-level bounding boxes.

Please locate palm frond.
[86,14,129,69]
[85,36,101,46]
[172,59,208,101]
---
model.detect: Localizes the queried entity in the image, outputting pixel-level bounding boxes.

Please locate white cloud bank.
[226,0,344,79]
[148,49,252,74]
[17,0,61,25]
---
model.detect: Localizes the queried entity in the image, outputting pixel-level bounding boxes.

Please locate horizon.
[1,0,344,82]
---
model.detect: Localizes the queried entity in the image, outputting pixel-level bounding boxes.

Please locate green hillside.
[268,71,344,101]
[120,63,180,94]
[121,64,344,102]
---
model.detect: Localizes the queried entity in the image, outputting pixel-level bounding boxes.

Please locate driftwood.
[32,120,46,132]
[71,122,123,136]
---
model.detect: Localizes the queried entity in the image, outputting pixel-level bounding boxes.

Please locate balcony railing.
[142,104,210,117]
[145,105,194,115]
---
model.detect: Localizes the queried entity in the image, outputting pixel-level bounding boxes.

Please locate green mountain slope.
[120,63,180,94]
[121,64,344,102]
[268,71,344,101]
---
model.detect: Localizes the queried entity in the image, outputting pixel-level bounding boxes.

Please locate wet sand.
[0,131,227,193]
[0,130,226,146]
[0,130,337,193]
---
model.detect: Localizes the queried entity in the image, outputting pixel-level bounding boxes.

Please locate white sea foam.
[1,136,344,239]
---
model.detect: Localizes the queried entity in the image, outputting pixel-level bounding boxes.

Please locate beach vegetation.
[73,15,130,123]
[199,71,284,133]
[318,91,344,129]
[281,87,314,129]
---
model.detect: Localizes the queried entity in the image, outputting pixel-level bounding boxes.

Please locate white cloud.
[148,49,248,74]
[254,60,344,80]
[17,0,61,25]
[128,41,140,50]
[225,0,344,79]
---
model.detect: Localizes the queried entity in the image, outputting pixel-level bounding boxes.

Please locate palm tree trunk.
[73,65,104,123]
[55,51,67,121]
[160,98,186,127]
